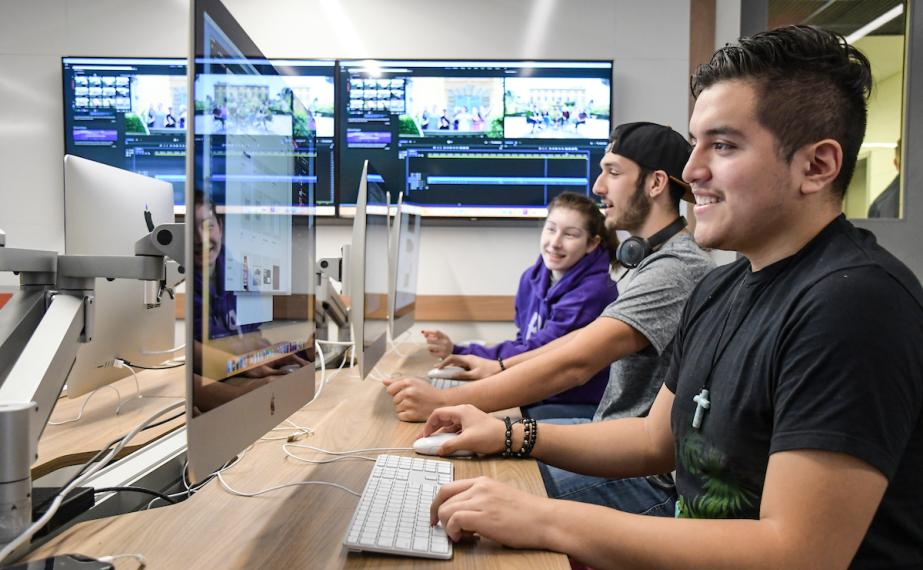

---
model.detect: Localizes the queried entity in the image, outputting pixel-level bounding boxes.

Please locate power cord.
[117,359,184,370]
[94,486,177,505]
[0,401,185,563]
[34,410,186,513]
[48,384,122,425]
[49,359,183,425]
[282,443,414,465]
[111,359,183,414]
[216,471,361,498]
[140,344,185,356]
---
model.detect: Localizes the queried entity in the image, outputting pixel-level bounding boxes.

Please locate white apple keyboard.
[343,455,454,559]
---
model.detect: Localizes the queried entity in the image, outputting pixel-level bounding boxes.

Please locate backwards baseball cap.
[607,122,694,203]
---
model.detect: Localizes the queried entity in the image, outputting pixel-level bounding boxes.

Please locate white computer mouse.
[426,366,466,379]
[412,432,474,457]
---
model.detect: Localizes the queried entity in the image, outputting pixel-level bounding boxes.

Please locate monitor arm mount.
[0,222,183,554]
[316,245,350,337]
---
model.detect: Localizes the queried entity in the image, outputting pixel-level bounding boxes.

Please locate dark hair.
[547,191,620,265]
[690,25,872,197]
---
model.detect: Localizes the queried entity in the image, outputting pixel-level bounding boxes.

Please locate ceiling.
[768,0,906,37]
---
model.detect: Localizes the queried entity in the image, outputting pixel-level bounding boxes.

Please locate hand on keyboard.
[382,377,447,422]
[344,455,454,559]
[431,475,555,549]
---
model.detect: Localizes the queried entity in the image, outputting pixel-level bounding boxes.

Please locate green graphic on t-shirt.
[676,431,757,519]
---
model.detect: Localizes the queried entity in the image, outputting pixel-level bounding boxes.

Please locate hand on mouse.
[438,355,500,380]
[420,404,506,456]
[422,329,454,359]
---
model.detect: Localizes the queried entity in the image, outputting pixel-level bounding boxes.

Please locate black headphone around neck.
[615,217,687,269]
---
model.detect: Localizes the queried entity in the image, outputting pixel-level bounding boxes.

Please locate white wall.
[0,0,692,338]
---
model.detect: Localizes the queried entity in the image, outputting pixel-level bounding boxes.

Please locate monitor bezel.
[185,0,316,484]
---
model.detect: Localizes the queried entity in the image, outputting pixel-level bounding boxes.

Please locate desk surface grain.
[28,346,569,569]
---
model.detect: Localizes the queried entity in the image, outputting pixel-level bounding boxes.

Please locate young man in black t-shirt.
[412,25,923,569]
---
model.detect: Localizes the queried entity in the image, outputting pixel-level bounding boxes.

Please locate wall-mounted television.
[336,59,612,218]
[62,57,336,215]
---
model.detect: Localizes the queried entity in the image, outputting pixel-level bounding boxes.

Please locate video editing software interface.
[337,60,612,217]
[63,57,336,213]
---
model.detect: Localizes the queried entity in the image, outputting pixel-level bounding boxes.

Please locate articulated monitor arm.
[0,223,184,549]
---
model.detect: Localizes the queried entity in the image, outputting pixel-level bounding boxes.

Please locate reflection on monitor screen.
[187,0,316,483]
[337,60,612,217]
[62,57,336,212]
[390,199,421,340]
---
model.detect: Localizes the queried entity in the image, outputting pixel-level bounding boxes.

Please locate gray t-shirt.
[593,231,714,421]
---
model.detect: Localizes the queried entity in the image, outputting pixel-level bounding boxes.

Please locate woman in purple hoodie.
[422,192,619,419]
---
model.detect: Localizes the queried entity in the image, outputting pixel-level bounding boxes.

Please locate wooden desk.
[28,346,569,569]
[35,367,186,479]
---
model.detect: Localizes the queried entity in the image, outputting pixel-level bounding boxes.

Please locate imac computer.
[63,155,176,397]
[186,0,317,483]
[349,161,390,380]
[388,196,422,340]
[62,56,337,215]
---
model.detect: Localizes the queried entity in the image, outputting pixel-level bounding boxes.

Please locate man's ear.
[649,170,670,199]
[797,139,842,196]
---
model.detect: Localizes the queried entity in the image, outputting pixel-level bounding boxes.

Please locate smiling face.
[194,203,222,271]
[684,80,803,256]
[591,153,651,234]
[540,206,600,275]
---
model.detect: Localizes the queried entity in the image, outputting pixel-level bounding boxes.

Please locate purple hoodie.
[454,246,618,405]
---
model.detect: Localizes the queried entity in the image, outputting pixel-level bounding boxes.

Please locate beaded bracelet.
[501,417,538,458]
[497,356,506,371]
[518,418,538,458]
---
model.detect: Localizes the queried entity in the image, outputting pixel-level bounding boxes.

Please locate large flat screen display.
[63,57,336,214]
[337,60,612,218]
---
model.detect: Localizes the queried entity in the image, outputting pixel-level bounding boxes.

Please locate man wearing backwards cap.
[384,121,714,515]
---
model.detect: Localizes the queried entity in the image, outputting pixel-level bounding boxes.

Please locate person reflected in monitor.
[867,138,900,218]
[192,193,310,413]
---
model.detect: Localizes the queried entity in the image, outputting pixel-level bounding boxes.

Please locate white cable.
[259,419,315,442]
[0,401,185,563]
[283,443,414,466]
[315,339,354,346]
[387,329,411,357]
[114,361,183,415]
[48,384,122,425]
[216,470,360,498]
[140,343,185,355]
[96,553,147,569]
[286,443,414,455]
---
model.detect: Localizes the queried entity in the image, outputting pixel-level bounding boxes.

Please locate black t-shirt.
[665,215,923,567]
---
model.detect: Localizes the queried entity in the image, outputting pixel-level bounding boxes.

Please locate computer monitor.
[349,161,390,379]
[336,59,612,218]
[389,196,422,340]
[63,57,188,212]
[62,57,337,215]
[186,0,317,483]
[63,155,176,398]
